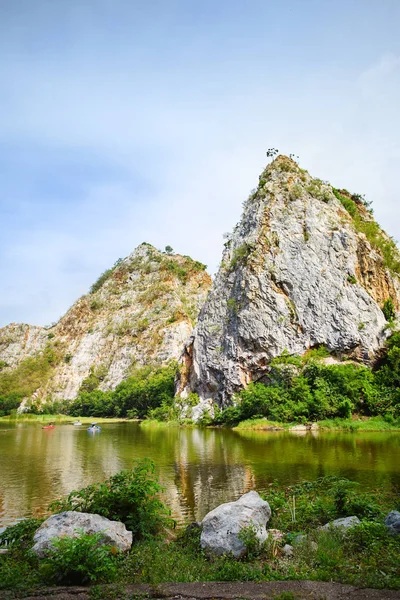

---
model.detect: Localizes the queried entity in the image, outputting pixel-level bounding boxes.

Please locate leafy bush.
[383,298,396,322]
[333,189,357,216]
[0,518,43,549]
[230,243,253,270]
[216,335,400,426]
[40,531,120,584]
[67,363,176,419]
[49,459,173,539]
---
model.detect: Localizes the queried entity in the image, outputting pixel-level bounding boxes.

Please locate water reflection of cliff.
[0,423,399,527]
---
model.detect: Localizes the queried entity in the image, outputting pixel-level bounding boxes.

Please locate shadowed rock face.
[0,244,211,404]
[178,156,400,416]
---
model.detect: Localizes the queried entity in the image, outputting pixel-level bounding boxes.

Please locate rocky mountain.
[177,155,400,418]
[0,244,211,406]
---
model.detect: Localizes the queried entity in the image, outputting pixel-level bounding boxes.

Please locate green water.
[0,422,399,528]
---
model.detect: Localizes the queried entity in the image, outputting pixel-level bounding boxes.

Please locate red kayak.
[42,425,55,429]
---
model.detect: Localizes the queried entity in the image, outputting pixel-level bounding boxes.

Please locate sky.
[1,0,400,327]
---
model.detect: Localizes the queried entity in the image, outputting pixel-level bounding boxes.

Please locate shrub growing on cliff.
[49,459,173,539]
[216,337,400,425]
[382,298,396,322]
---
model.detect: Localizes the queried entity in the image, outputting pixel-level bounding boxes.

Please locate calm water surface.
[0,422,399,527]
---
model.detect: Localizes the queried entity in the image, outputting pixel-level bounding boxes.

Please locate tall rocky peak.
[178,155,400,415]
[0,243,211,404]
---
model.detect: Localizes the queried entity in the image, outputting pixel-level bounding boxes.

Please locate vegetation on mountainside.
[1,473,399,591]
[214,334,400,427]
[0,344,62,416]
[332,188,400,275]
[90,258,124,294]
[3,334,400,429]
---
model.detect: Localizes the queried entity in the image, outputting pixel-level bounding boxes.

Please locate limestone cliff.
[178,156,400,416]
[0,244,211,405]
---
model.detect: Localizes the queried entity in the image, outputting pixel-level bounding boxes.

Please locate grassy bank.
[0,413,130,424]
[1,467,399,594]
[233,416,400,432]
[139,418,189,428]
[317,416,400,431]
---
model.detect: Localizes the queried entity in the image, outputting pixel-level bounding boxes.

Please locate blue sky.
[1,0,400,326]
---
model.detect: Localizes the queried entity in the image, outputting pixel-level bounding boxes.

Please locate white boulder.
[31,511,132,558]
[200,491,271,558]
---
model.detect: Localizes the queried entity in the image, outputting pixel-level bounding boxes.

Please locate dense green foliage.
[383,298,396,322]
[215,337,400,426]
[40,531,120,584]
[49,459,173,538]
[66,363,176,419]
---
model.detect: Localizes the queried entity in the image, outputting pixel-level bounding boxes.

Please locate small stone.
[281,544,294,557]
[31,511,133,558]
[320,516,360,531]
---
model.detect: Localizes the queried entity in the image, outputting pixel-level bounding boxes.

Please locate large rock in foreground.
[200,491,271,558]
[32,511,132,557]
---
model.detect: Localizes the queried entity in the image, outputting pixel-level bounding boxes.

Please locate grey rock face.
[200,491,271,558]
[320,516,360,531]
[385,511,400,535]
[31,511,133,557]
[178,156,400,413]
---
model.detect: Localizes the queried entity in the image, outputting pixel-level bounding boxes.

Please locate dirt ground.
[6,581,400,600]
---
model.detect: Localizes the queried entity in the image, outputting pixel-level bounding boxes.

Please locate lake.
[0,422,399,528]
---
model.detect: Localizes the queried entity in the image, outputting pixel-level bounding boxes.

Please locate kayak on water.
[73,421,82,426]
[42,424,55,430]
[87,423,101,432]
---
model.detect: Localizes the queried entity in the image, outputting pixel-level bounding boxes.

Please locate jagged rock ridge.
[0,244,211,405]
[178,156,400,417]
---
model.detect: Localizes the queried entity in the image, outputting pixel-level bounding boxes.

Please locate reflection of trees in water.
[234,430,400,491]
[1,424,399,527]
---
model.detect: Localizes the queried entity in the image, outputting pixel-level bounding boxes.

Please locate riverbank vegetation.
[1,334,399,432]
[214,334,400,428]
[1,463,399,594]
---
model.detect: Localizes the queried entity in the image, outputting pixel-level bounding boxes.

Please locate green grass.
[317,416,400,431]
[234,418,288,430]
[2,476,400,592]
[0,413,130,424]
[140,418,194,428]
[234,416,400,432]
